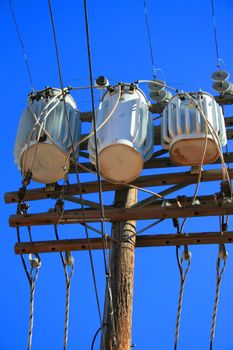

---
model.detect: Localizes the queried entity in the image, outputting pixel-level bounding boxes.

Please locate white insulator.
[88,85,154,184]
[14,88,81,184]
[161,92,227,166]
[213,80,233,94]
[211,70,229,82]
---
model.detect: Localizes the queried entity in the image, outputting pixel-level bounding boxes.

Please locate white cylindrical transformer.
[88,84,154,183]
[14,88,81,184]
[161,91,227,166]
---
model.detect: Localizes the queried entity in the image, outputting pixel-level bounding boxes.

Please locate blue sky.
[1,1,233,349]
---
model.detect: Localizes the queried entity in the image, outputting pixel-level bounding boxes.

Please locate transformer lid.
[20,143,69,184]
[98,144,143,184]
[170,137,219,166]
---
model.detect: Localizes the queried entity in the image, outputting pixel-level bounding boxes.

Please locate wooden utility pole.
[101,188,137,350]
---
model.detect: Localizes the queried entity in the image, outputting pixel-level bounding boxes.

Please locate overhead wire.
[27,253,41,350]
[47,0,103,328]
[16,227,31,283]
[16,187,40,350]
[54,225,75,350]
[210,243,228,349]
[17,226,41,350]
[143,0,157,79]
[90,324,108,350]
[124,218,164,241]
[8,0,34,91]
[211,0,221,69]
[83,0,117,345]
[137,79,178,92]
[191,94,209,204]
[174,245,191,350]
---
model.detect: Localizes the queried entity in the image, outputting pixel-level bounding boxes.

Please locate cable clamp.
[29,253,41,269]
[182,245,192,261]
[218,244,228,261]
[17,202,30,216]
[64,251,74,266]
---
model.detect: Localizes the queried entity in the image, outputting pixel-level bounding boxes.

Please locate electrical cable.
[191,94,209,203]
[143,0,156,79]
[22,90,63,179]
[83,0,117,346]
[47,0,103,328]
[54,224,66,268]
[137,79,178,92]
[91,323,108,350]
[174,245,191,350]
[8,0,34,91]
[209,243,228,349]
[185,93,232,197]
[27,254,41,350]
[54,225,75,350]
[66,84,121,159]
[211,0,221,69]
[124,218,164,241]
[90,323,108,350]
[16,227,31,283]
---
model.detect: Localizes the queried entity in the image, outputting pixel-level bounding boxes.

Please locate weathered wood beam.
[14,231,233,254]
[215,94,233,106]
[5,169,233,203]
[9,200,233,227]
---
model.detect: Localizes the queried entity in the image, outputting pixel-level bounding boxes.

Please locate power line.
[83,0,109,271]
[47,0,103,326]
[8,0,34,91]
[211,0,221,68]
[210,244,228,349]
[174,246,191,350]
[143,0,156,79]
[90,324,108,350]
[83,0,117,345]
